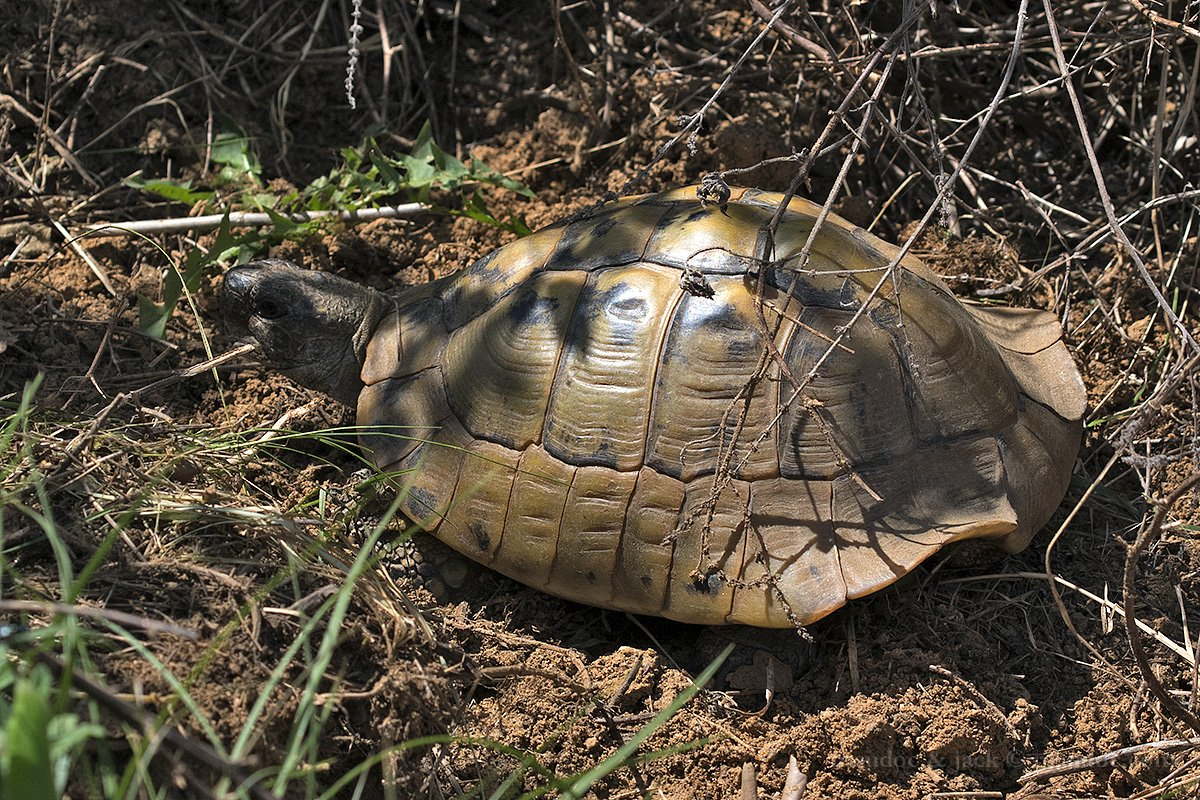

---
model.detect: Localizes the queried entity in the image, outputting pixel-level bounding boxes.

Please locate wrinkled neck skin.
[275,288,389,407]
[330,290,389,406]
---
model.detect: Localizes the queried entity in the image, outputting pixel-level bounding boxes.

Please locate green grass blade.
[229,592,340,760]
[100,621,227,755]
[270,497,399,794]
[556,642,734,800]
[313,735,552,800]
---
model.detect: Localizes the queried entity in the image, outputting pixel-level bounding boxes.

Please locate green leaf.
[138,248,203,339]
[410,120,435,161]
[397,152,437,188]
[2,669,56,800]
[506,216,533,237]
[432,148,470,184]
[138,212,248,338]
[264,207,302,238]
[459,191,505,228]
[468,160,537,199]
[211,131,262,183]
[123,175,213,205]
[367,143,403,189]
[289,123,535,234]
[456,191,534,235]
[242,192,282,211]
[47,714,106,794]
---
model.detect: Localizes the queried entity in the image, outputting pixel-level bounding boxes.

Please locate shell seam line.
[722,483,750,625]
[403,418,467,542]
[363,363,439,388]
[767,291,804,479]
[637,201,679,262]
[607,470,643,610]
[1017,390,1079,425]
[827,479,849,609]
[491,444,526,572]
[545,462,580,590]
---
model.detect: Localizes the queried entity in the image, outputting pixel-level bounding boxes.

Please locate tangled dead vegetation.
[2,1,1200,798]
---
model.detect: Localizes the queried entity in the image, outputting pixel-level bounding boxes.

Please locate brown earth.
[2,2,1198,799]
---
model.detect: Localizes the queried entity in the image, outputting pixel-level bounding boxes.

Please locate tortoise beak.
[222,265,258,297]
[219,265,262,333]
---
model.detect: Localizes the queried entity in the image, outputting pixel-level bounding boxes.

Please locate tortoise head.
[219,259,387,405]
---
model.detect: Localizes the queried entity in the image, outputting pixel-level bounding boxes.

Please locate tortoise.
[220,185,1085,628]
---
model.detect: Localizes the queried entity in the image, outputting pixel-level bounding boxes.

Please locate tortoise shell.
[357,185,1085,627]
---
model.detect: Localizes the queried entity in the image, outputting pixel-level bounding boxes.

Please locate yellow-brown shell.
[357,186,1085,627]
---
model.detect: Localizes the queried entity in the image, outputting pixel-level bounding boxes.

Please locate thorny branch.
[681,1,1034,627]
[613,0,797,199]
[1041,0,1199,356]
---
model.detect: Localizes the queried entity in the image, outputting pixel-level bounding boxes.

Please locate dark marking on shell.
[610,291,647,320]
[408,487,439,515]
[764,267,861,310]
[469,522,491,552]
[508,286,561,326]
[562,276,648,356]
[591,216,619,239]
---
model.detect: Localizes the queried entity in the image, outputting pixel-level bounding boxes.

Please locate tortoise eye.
[253,296,286,320]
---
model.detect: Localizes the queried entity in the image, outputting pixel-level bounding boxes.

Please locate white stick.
[946,570,1196,666]
[80,203,431,237]
[50,216,116,295]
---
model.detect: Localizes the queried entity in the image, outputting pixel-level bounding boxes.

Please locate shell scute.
[542,264,681,471]
[643,275,785,481]
[439,440,521,564]
[492,446,574,588]
[643,201,766,274]
[442,270,587,449]
[614,468,685,614]
[441,224,565,329]
[777,307,914,477]
[885,284,1019,438]
[543,202,669,271]
[666,476,751,624]
[732,478,845,626]
[545,465,637,606]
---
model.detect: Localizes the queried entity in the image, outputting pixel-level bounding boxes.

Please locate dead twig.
[1124,470,1200,735]
[929,664,1019,741]
[748,0,833,61]
[614,0,797,198]
[0,92,99,188]
[1128,0,1200,43]
[945,570,1195,667]
[1043,353,1200,672]
[59,342,257,465]
[1042,0,1199,356]
[1019,737,1200,783]
[0,600,197,639]
[49,216,116,296]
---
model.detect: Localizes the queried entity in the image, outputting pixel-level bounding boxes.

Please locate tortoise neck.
[328,288,388,406]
